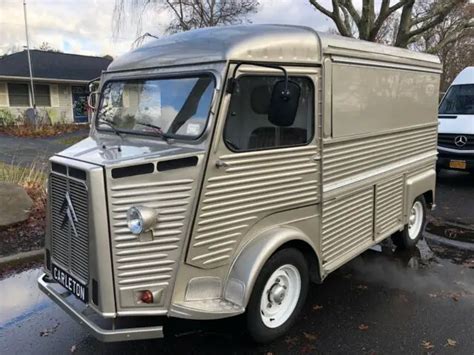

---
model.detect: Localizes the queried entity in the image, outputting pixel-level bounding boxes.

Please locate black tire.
[392,196,426,250]
[246,248,309,343]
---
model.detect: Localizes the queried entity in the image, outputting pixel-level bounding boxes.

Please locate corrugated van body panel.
[323,125,437,185]
[375,176,404,238]
[322,187,374,264]
[187,145,320,268]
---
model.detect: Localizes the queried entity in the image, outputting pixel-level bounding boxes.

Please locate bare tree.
[411,1,474,90]
[113,0,260,41]
[308,0,471,48]
[37,42,61,52]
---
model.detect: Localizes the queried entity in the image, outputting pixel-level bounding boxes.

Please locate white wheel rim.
[408,201,423,240]
[259,264,301,328]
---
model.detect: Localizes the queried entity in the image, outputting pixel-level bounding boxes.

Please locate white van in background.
[437,67,474,172]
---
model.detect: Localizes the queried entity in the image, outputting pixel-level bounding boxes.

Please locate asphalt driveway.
[0,129,88,168]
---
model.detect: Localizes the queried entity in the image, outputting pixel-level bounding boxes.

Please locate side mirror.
[87,91,100,111]
[268,80,301,127]
[88,79,100,93]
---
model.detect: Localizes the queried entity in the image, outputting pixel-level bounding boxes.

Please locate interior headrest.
[250,85,272,114]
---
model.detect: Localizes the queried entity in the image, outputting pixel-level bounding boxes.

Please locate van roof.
[108,24,441,72]
[451,67,474,85]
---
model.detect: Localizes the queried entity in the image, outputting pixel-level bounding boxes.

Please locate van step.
[169,298,244,320]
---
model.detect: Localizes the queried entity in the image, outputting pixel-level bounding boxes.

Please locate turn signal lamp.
[140,290,154,304]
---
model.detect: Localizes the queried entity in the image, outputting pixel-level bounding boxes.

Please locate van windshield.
[96,75,214,138]
[439,84,474,115]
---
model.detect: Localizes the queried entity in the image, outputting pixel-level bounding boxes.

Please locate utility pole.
[23,0,36,118]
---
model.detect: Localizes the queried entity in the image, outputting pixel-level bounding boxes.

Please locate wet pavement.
[431,170,474,227]
[0,239,473,354]
[0,170,473,354]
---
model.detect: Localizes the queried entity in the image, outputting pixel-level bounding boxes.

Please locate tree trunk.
[394,0,415,48]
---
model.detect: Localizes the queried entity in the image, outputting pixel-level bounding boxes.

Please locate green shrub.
[0,108,16,126]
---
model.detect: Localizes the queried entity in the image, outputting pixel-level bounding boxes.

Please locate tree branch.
[308,0,334,19]
[339,0,360,24]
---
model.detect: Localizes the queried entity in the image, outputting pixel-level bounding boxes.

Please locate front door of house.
[72,86,88,123]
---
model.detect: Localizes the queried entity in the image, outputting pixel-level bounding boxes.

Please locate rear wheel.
[246,248,309,343]
[392,196,426,249]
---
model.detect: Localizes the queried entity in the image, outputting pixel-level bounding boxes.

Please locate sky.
[0,0,336,58]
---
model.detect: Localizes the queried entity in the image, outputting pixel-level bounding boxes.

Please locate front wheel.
[392,196,426,249]
[246,248,309,343]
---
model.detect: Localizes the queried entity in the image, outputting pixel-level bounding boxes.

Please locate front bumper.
[38,274,164,342]
[437,147,474,172]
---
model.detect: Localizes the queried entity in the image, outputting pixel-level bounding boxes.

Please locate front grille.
[50,169,89,282]
[438,133,474,150]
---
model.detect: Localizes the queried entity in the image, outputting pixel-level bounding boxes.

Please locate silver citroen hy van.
[38,25,441,343]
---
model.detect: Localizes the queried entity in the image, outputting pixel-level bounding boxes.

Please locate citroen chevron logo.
[61,192,78,238]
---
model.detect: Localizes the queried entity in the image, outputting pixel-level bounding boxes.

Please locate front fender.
[223,226,319,308]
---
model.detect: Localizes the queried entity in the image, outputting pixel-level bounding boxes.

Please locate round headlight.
[127,207,144,234]
[126,206,158,235]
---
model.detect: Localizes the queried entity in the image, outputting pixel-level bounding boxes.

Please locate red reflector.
[140,290,154,304]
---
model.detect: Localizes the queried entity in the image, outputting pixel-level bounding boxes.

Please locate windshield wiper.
[135,121,174,141]
[98,118,124,139]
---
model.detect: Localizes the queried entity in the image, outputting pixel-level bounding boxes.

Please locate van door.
[186,66,321,269]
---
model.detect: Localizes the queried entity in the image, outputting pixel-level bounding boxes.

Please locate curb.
[424,231,474,252]
[0,249,44,266]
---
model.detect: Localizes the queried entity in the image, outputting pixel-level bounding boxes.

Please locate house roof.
[0,50,112,82]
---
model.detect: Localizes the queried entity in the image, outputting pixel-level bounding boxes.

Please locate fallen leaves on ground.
[358,324,369,331]
[300,344,317,353]
[421,340,435,350]
[445,338,457,347]
[39,323,60,337]
[399,294,409,303]
[312,304,323,311]
[0,123,88,138]
[450,293,460,302]
[462,259,474,269]
[284,335,299,347]
[303,332,318,341]
[427,290,472,301]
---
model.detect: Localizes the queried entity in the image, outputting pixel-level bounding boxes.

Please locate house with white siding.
[0,50,111,123]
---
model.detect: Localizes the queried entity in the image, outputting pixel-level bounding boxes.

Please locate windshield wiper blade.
[98,118,124,138]
[135,121,174,141]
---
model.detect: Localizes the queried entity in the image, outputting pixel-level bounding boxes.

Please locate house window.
[8,83,30,106]
[34,84,51,106]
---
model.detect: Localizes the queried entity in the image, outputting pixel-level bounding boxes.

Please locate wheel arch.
[223,226,321,309]
[405,168,436,216]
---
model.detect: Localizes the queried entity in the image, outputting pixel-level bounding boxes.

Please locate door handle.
[215,159,229,169]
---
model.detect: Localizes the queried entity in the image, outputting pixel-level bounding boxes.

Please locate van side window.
[224,76,314,152]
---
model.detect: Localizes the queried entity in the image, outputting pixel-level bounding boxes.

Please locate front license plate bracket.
[52,264,88,303]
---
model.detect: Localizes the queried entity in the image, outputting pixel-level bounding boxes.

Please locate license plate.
[52,264,88,303]
[449,160,466,170]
